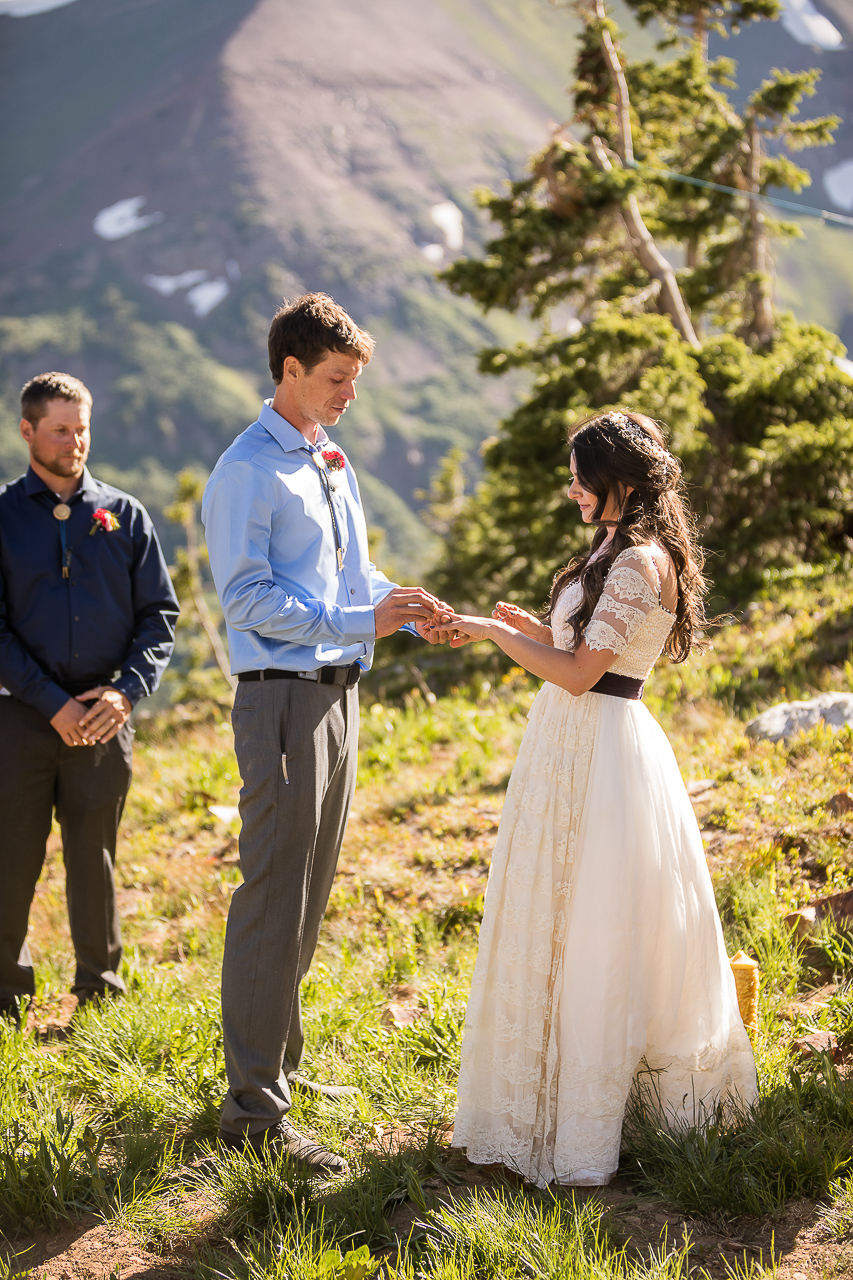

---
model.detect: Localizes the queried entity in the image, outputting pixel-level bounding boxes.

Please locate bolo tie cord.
[306,449,345,573]
[60,519,70,578]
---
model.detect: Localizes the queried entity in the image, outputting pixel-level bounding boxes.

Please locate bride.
[435,410,757,1189]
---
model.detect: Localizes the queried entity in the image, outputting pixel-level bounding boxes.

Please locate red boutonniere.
[321,449,345,472]
[89,507,120,536]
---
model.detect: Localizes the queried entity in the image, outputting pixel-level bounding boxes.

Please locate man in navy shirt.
[0,372,179,1023]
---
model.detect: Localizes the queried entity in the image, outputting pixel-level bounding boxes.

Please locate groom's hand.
[375,587,452,639]
[421,613,468,645]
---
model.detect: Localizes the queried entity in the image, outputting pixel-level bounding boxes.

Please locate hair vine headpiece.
[599,411,673,469]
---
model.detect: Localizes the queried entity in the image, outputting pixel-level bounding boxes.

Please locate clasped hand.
[49,686,132,747]
[420,601,549,647]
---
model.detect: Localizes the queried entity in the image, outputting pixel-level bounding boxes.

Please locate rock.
[784,889,853,941]
[792,1030,840,1061]
[745,692,853,743]
[784,905,817,942]
[821,887,853,926]
[209,804,240,824]
[686,778,716,797]
[384,1003,421,1028]
[827,789,853,815]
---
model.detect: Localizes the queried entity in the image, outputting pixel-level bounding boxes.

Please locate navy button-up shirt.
[0,466,179,720]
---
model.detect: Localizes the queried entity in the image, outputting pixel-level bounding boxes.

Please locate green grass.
[623,1057,853,1218]
[9,581,853,1273]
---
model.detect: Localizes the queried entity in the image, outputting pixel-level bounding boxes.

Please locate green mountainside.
[1,0,851,576]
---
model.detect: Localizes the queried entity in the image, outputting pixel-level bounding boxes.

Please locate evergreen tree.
[434,0,853,610]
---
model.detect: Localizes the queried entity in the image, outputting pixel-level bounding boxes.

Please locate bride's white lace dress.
[452,545,757,1188]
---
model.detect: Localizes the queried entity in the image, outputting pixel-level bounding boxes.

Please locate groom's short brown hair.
[268,293,374,383]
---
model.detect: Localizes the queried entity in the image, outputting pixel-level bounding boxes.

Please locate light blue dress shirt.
[202,400,400,675]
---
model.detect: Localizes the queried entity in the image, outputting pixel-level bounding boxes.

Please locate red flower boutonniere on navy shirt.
[90,508,121,536]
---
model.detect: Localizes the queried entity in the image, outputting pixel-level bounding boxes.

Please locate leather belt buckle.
[297,670,320,681]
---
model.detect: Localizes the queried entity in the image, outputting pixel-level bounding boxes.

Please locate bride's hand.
[493,602,551,643]
[446,615,493,646]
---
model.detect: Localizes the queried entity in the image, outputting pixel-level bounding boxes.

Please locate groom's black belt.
[237,664,361,688]
[589,672,645,700]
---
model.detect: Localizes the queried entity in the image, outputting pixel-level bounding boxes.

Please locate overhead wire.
[629,161,853,228]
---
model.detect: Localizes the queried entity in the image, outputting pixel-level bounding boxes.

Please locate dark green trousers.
[220,678,359,1137]
[0,697,132,1001]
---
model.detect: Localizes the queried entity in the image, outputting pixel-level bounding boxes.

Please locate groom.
[202,293,448,1173]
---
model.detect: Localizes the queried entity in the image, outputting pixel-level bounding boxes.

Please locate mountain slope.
[1,0,851,573]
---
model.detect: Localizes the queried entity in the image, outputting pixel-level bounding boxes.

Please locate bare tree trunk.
[589,137,701,349]
[184,507,237,692]
[745,119,774,345]
[591,0,701,350]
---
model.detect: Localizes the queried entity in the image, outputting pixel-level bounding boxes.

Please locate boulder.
[827,789,853,815]
[783,888,853,940]
[745,693,853,743]
[792,1030,840,1061]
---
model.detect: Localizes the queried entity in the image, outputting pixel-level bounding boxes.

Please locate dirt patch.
[0,1215,187,1279]
[1,1149,851,1279]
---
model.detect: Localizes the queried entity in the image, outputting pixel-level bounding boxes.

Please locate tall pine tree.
[433,0,853,610]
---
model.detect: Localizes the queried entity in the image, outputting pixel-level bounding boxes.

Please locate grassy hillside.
[4,582,853,1277]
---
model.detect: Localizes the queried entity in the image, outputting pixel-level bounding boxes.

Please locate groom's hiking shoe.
[288,1071,361,1101]
[218,1119,349,1175]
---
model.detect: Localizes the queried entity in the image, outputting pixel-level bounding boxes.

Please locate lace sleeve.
[584,547,661,656]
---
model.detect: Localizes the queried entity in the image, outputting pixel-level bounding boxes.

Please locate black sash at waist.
[588,671,645,700]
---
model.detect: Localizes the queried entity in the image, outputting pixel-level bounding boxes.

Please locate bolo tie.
[52,499,73,578]
[305,447,344,572]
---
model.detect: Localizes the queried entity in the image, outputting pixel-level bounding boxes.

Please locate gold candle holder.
[730,949,760,1032]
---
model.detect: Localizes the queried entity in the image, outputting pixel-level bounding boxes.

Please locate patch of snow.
[0,0,78,15]
[186,278,229,317]
[226,259,241,281]
[93,197,163,241]
[420,243,444,265]
[835,355,853,378]
[143,270,209,297]
[824,159,853,211]
[430,200,464,251]
[779,0,844,49]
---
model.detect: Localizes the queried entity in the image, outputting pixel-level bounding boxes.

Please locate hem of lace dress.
[450,1136,617,1190]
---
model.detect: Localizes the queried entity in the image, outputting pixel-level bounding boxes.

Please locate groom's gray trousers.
[220,676,359,1136]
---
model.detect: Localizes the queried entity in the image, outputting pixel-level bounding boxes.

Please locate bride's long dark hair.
[546,411,707,663]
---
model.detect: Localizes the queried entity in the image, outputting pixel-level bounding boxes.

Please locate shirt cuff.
[339,604,376,643]
[33,681,74,722]
[112,673,146,708]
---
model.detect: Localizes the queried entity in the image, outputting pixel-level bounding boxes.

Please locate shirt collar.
[23,465,100,499]
[258,400,330,453]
